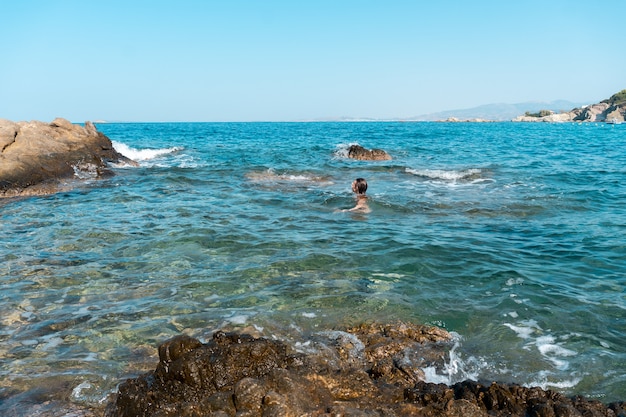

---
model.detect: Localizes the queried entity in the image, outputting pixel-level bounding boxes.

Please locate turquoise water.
[1,122,625,414]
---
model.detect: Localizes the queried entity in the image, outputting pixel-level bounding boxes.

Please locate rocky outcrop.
[347,144,392,160]
[605,106,624,123]
[512,111,578,123]
[513,89,626,123]
[404,380,626,417]
[105,323,626,417]
[572,102,611,122]
[0,118,135,197]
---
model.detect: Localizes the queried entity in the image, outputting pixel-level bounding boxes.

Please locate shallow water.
[1,122,625,414]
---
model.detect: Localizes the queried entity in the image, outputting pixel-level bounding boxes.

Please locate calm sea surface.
[1,122,625,414]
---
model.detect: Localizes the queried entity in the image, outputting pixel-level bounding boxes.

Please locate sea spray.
[112,140,183,162]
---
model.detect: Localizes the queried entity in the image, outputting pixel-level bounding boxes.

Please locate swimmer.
[344,178,371,213]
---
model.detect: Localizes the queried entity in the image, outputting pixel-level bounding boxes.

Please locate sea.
[1,121,625,415]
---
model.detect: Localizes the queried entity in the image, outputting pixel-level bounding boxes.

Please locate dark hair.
[354,178,368,194]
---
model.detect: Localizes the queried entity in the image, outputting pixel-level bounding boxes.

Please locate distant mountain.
[408,100,587,122]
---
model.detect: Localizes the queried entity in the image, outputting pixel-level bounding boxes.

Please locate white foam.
[71,381,92,400]
[405,167,483,181]
[528,371,582,391]
[333,142,360,159]
[422,366,451,384]
[246,169,332,185]
[112,141,182,162]
[372,273,405,279]
[503,320,539,339]
[506,277,524,286]
[504,321,577,372]
[534,335,576,370]
[421,337,483,385]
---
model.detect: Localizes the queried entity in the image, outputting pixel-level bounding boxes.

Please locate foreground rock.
[105,322,625,417]
[0,118,135,197]
[347,144,392,160]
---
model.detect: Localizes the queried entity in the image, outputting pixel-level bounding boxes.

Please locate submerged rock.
[347,144,392,161]
[0,118,135,198]
[104,322,626,417]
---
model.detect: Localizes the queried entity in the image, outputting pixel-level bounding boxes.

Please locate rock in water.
[347,144,392,160]
[0,118,135,197]
[105,322,452,416]
[104,322,626,417]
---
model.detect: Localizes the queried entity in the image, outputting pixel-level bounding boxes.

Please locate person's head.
[352,178,368,195]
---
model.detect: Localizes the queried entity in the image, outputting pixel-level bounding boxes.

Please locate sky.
[1,1,625,122]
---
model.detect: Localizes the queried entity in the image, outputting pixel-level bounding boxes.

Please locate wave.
[112,141,183,162]
[246,168,333,185]
[502,319,581,390]
[405,167,485,182]
[333,142,359,159]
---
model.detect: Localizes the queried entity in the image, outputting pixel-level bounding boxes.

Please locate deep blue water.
[1,122,625,414]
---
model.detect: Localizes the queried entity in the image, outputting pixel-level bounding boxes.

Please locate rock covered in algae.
[347,144,392,161]
[104,322,626,417]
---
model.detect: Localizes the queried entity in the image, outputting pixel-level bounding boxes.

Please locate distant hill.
[408,100,586,122]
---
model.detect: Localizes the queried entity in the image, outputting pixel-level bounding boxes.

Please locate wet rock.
[404,379,626,417]
[347,144,392,161]
[0,118,135,198]
[105,322,626,417]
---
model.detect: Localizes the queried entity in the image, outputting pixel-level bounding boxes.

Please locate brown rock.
[0,118,135,198]
[104,323,626,417]
[105,322,452,417]
[347,144,392,161]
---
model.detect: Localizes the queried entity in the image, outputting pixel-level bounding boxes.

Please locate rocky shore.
[513,89,626,123]
[0,118,134,198]
[104,322,626,417]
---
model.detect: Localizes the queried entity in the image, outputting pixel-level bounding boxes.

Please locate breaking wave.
[405,167,486,182]
[246,168,333,186]
[333,142,360,159]
[112,141,183,162]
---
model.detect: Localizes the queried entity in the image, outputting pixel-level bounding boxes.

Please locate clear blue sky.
[1,1,624,122]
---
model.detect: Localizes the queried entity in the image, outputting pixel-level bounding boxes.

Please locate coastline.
[7,321,615,417]
[1,121,624,415]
